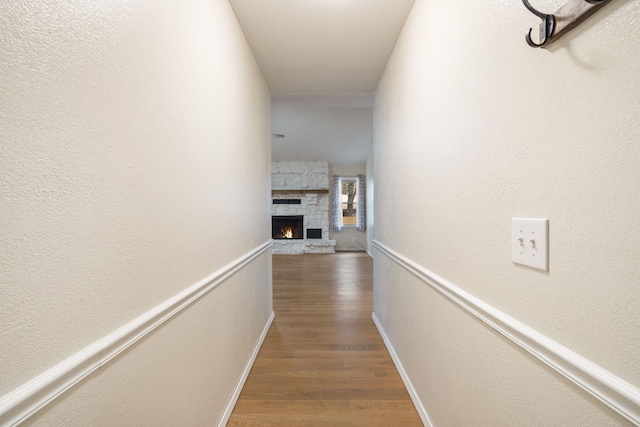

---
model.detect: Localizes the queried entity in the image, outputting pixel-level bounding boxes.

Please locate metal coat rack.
[522,0,611,48]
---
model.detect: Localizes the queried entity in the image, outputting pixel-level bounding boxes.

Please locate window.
[340,178,358,226]
[332,175,366,232]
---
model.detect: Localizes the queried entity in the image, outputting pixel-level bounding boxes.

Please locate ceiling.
[229,0,416,165]
[228,0,416,95]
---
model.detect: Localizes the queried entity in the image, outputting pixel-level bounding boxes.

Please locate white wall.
[271,96,373,166]
[329,164,368,252]
[374,0,639,425]
[365,145,375,256]
[0,0,271,424]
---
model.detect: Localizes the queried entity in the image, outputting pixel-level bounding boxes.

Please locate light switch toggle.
[512,218,548,271]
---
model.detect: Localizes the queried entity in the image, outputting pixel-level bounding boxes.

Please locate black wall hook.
[523,0,556,47]
[522,0,610,49]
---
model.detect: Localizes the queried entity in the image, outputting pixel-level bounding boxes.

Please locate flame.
[283,227,293,238]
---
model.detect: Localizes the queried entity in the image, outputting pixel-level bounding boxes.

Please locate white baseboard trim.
[372,239,640,426]
[0,241,273,426]
[372,313,434,427]
[218,311,274,427]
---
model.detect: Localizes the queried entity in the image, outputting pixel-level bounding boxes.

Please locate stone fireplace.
[271,161,336,254]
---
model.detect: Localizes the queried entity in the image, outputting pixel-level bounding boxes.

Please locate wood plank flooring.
[227,253,422,426]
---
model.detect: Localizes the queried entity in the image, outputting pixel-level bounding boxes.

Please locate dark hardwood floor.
[227,253,423,426]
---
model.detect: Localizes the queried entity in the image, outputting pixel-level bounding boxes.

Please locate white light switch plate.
[512,218,548,271]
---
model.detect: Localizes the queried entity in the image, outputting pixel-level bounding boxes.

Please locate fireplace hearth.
[272,215,303,240]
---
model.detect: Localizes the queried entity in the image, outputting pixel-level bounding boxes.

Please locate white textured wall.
[374,0,639,425]
[271,97,373,166]
[365,145,374,256]
[0,0,271,424]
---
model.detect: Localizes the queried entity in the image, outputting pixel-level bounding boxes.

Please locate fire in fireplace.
[272,215,303,240]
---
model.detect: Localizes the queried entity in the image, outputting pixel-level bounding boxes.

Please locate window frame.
[339,176,358,228]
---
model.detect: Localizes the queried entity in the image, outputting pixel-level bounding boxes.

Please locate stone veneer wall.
[272,161,336,254]
[272,160,330,190]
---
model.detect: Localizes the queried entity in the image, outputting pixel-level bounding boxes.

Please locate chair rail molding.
[0,240,273,426]
[372,239,640,425]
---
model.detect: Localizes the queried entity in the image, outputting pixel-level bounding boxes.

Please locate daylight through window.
[341,178,358,226]
[332,174,366,232]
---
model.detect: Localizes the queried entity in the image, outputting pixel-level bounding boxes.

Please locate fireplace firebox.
[272,215,303,240]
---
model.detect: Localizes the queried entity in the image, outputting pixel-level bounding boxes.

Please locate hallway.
[228,253,422,426]
[2,0,638,424]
